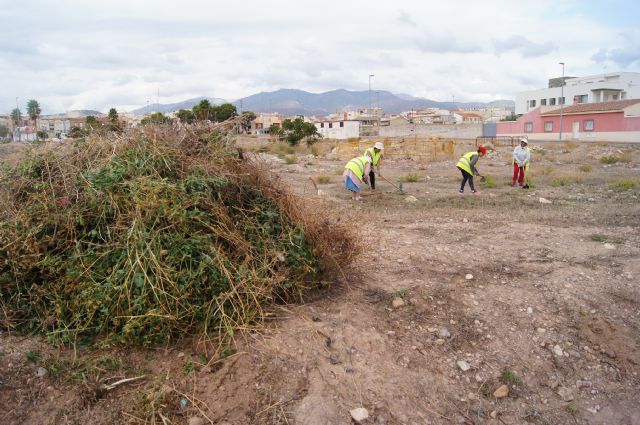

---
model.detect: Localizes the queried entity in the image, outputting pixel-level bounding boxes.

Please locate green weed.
[316,176,331,184]
[610,179,636,191]
[600,155,620,164]
[26,351,41,363]
[398,173,420,183]
[481,175,496,188]
[284,155,297,164]
[500,368,522,385]
[578,164,592,172]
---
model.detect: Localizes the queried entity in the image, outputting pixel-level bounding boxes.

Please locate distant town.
[2,71,639,143]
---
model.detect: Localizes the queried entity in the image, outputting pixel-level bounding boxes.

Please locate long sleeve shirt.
[513,146,531,166]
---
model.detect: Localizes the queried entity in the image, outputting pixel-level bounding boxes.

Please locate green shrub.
[481,175,496,188]
[284,155,297,164]
[600,155,620,164]
[316,176,331,184]
[610,179,636,191]
[578,164,592,172]
[398,173,420,183]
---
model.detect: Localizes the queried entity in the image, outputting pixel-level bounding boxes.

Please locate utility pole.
[15,97,20,142]
[368,74,375,111]
[559,62,565,141]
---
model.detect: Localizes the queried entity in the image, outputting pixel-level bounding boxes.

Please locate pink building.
[496,99,640,142]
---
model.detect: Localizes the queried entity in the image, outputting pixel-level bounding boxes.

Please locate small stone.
[465,273,473,280]
[438,328,451,338]
[490,410,498,418]
[350,407,369,423]
[537,328,546,333]
[603,349,616,359]
[603,243,615,250]
[188,418,206,425]
[576,380,592,389]
[177,352,185,358]
[539,197,552,204]
[404,195,418,203]
[329,353,341,364]
[392,298,405,308]
[557,386,574,402]
[462,218,468,223]
[527,307,533,314]
[493,384,509,398]
[435,338,445,345]
[553,345,564,356]
[456,360,471,371]
[36,367,48,378]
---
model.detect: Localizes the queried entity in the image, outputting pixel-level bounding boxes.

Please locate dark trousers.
[369,170,376,190]
[458,167,475,192]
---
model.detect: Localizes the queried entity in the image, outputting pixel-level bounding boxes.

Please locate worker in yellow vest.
[456,145,487,195]
[343,152,372,201]
[364,141,384,190]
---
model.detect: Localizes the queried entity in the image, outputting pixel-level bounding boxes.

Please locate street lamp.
[368,74,375,111]
[559,62,565,141]
[15,97,20,142]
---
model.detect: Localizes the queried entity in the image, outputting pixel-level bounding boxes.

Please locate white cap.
[374,141,384,150]
[519,138,528,144]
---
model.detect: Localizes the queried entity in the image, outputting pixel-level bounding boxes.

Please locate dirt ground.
[1,139,639,425]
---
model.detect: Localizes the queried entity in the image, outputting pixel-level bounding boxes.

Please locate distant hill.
[131,97,227,115]
[232,89,514,115]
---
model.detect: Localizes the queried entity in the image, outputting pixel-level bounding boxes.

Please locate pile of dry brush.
[0,124,356,345]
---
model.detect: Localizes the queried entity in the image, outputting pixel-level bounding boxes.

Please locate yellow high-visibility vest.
[365,147,382,166]
[345,155,371,182]
[456,151,478,175]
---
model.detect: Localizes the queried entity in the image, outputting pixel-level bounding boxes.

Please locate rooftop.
[541,99,640,115]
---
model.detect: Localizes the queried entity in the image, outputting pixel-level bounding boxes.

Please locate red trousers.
[513,164,525,186]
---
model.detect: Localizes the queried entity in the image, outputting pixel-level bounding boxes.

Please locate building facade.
[516,72,640,115]
[314,120,360,139]
[497,99,640,142]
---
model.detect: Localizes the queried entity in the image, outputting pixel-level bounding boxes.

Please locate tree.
[141,112,172,125]
[280,117,320,146]
[37,130,48,141]
[10,108,22,125]
[108,108,119,122]
[85,115,99,129]
[239,111,256,133]
[213,103,237,122]
[176,109,196,124]
[27,100,42,129]
[501,112,520,122]
[269,123,283,139]
[192,100,212,121]
[67,126,86,138]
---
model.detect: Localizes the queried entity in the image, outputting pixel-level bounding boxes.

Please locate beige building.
[251,113,283,135]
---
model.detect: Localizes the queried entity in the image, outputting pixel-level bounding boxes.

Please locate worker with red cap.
[455,145,487,195]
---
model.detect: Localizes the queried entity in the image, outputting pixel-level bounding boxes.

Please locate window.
[541,99,547,106]
[559,97,565,105]
[530,100,536,107]
[550,98,556,106]
[340,121,344,128]
[576,94,588,103]
[544,121,553,132]
[584,120,594,131]
[329,122,333,128]
[524,122,533,133]
[320,122,324,128]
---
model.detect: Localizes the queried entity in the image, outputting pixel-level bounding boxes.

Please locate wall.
[376,122,481,139]
[315,121,360,139]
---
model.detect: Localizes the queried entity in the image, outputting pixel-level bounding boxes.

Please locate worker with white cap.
[512,137,531,187]
[364,141,384,190]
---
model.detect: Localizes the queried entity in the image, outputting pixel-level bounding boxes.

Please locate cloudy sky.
[1,0,639,114]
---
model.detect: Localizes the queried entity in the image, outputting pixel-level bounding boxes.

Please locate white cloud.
[1,0,639,113]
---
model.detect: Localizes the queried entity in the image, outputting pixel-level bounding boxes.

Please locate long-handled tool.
[379,174,405,194]
[522,165,530,189]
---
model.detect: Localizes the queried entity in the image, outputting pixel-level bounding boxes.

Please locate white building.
[314,120,360,139]
[516,71,640,115]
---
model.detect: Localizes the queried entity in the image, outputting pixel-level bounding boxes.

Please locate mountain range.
[129,89,514,116]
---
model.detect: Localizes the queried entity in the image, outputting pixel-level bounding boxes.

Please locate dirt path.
[1,141,639,425]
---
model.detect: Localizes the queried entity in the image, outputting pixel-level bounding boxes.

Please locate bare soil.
[1,140,639,425]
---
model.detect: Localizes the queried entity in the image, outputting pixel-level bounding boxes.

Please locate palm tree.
[10,108,22,125]
[27,100,42,139]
